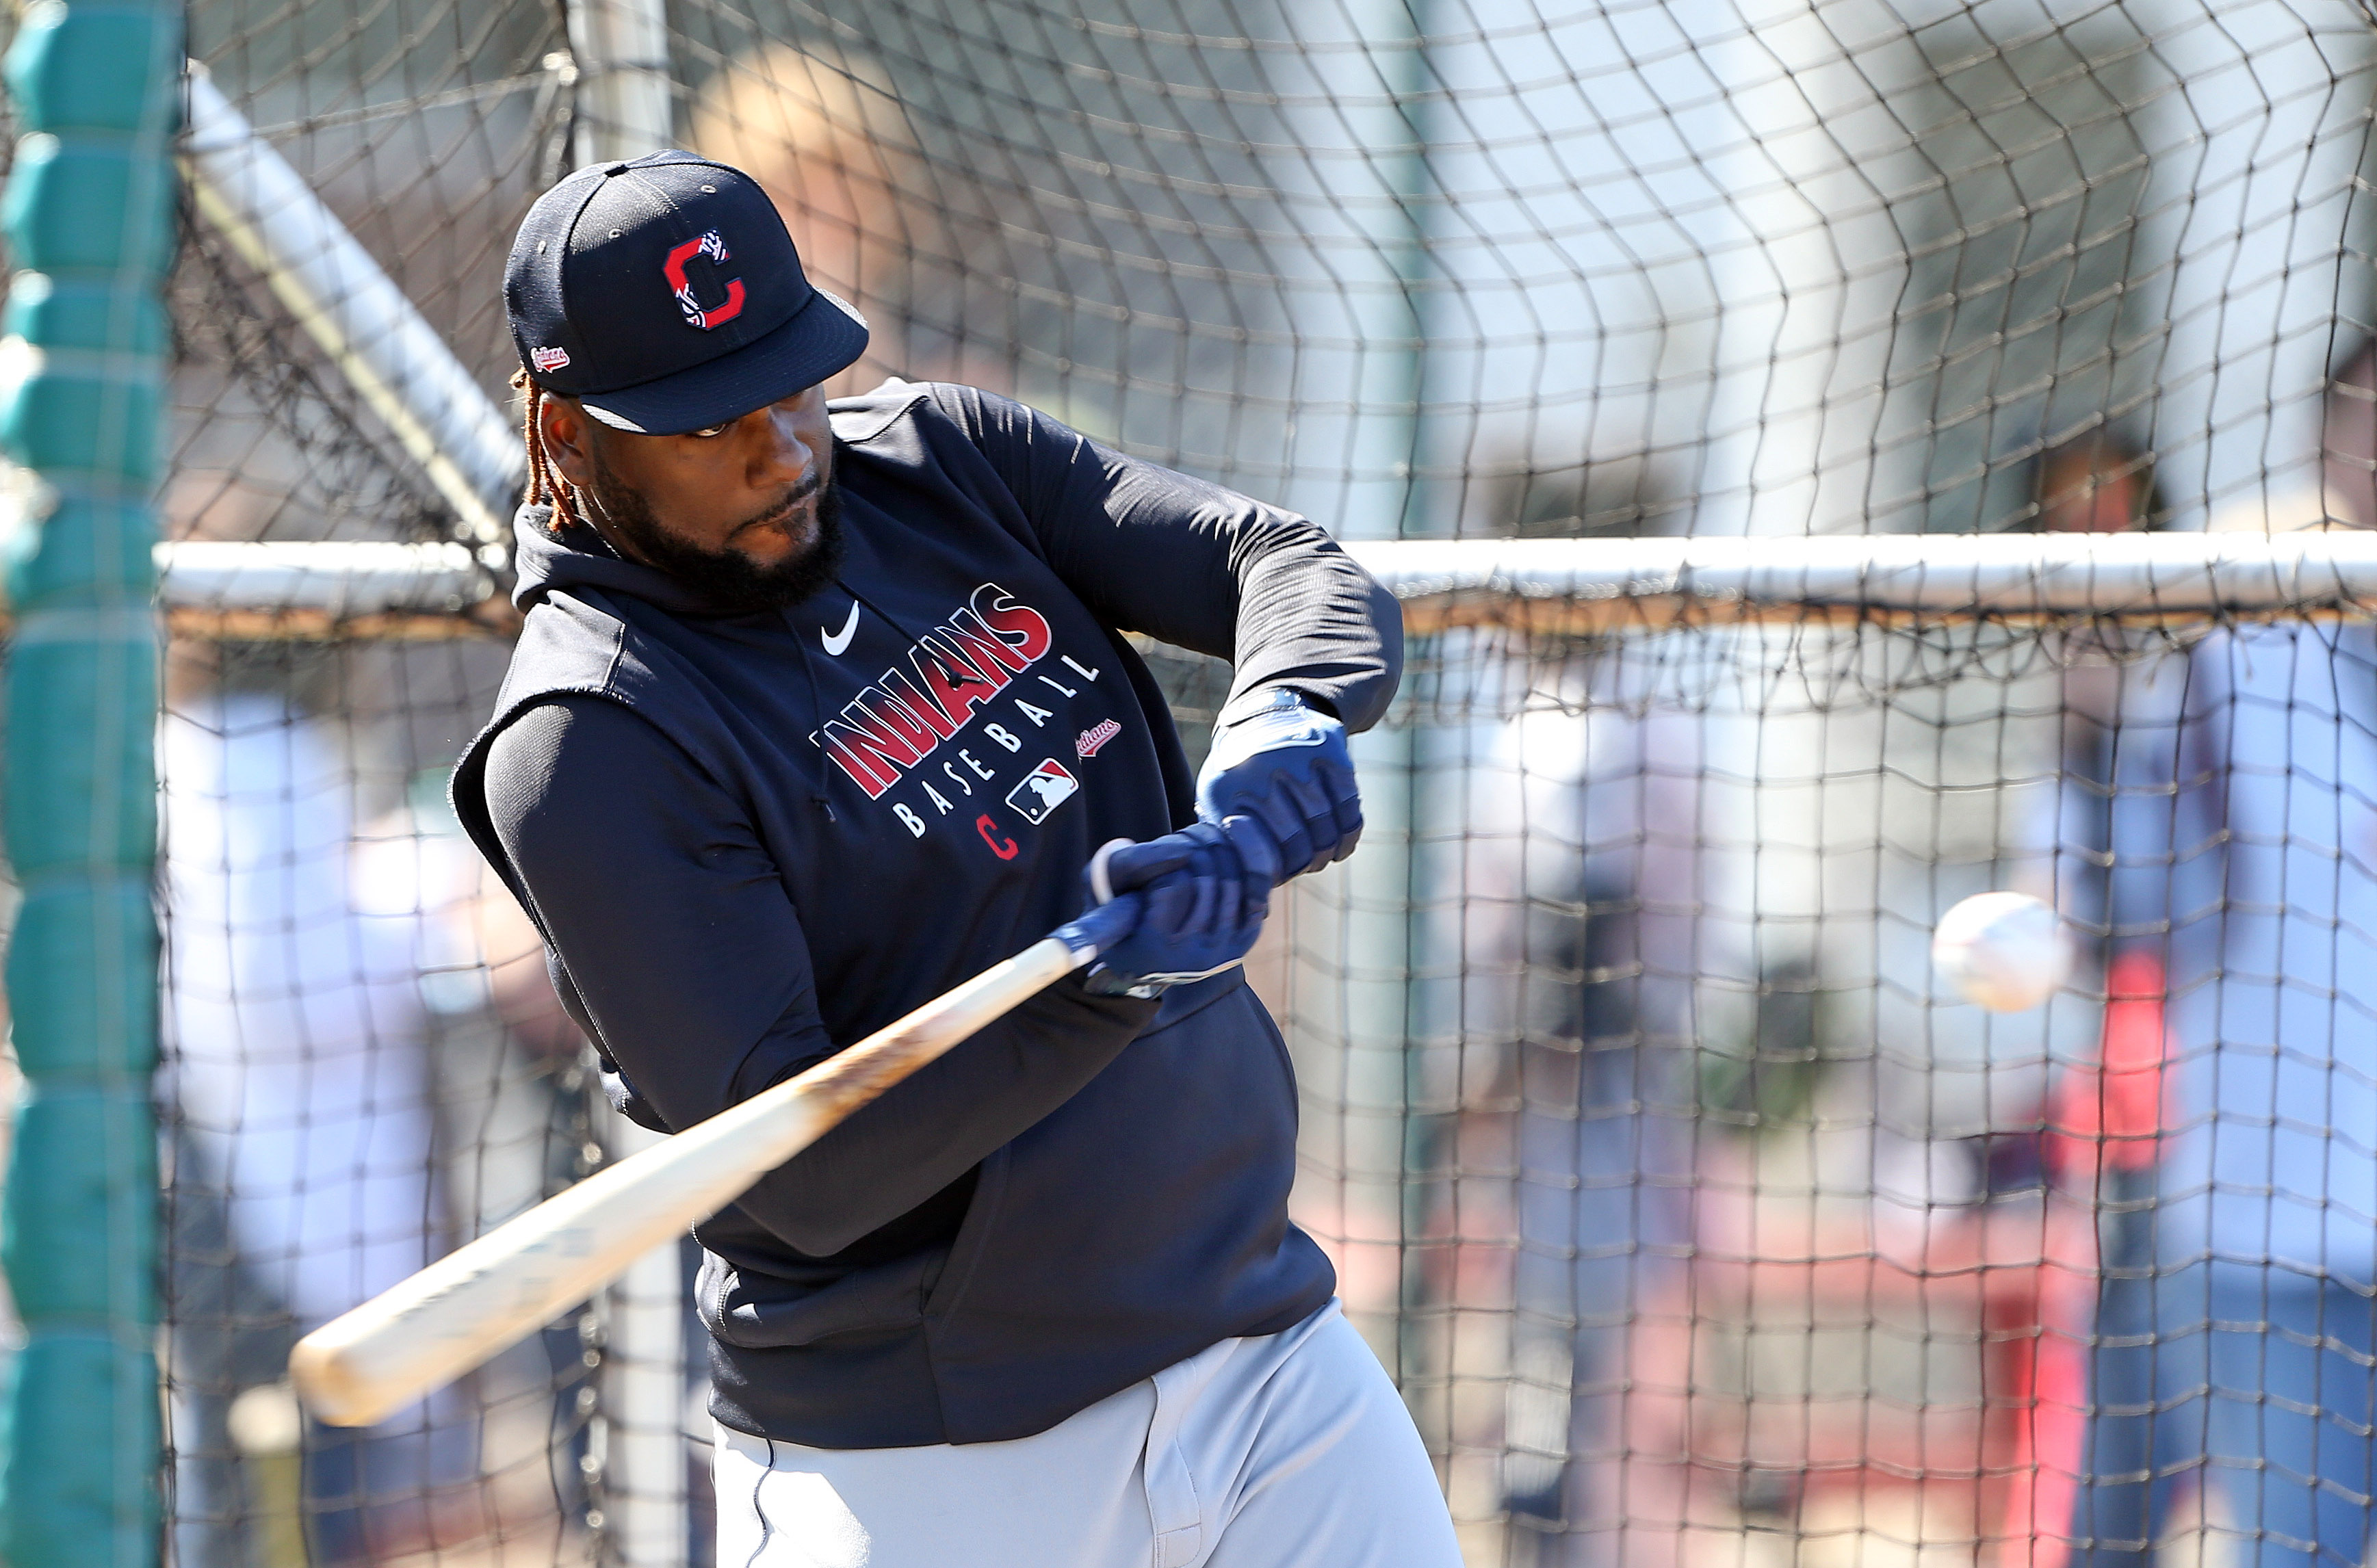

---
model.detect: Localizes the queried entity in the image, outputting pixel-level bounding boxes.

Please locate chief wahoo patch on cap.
[666,230,744,330]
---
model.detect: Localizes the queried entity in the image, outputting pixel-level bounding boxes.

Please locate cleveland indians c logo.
[663,230,744,330]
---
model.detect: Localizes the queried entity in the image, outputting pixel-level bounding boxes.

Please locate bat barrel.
[289,935,1087,1426]
[292,1091,833,1426]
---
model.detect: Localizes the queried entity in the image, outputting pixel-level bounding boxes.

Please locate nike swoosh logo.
[821,601,861,656]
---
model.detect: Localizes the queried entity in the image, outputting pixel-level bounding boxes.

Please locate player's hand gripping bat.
[289,896,1143,1428]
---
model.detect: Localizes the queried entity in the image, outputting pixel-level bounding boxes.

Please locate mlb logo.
[1005,759,1079,824]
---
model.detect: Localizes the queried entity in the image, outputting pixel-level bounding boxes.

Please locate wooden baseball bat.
[289,899,1137,1428]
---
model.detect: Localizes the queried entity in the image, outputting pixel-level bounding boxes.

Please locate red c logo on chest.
[976,814,1019,860]
[662,230,745,330]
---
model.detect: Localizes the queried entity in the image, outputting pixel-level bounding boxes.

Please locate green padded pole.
[0,2,181,1563]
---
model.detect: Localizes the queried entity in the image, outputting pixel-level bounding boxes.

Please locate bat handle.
[1087,837,1133,905]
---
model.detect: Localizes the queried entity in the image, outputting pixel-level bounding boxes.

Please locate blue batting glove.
[1078,822,1271,997]
[1195,689,1362,879]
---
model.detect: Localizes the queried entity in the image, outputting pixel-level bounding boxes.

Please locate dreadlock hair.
[513,367,582,534]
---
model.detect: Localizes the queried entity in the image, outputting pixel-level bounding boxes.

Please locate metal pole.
[1263,0,1438,1473]
[1346,531,2377,622]
[180,70,519,551]
[562,14,688,1556]
[0,3,181,1563]
[1277,0,1429,1374]
[597,1112,690,1568]
[569,0,674,167]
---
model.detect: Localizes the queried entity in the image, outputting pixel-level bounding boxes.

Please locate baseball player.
[450,151,1464,1567]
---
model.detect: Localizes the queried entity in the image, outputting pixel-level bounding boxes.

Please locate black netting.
[138,5,2377,1565]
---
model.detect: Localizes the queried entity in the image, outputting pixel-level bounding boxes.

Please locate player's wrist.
[1197,690,1359,878]
[1214,685,1332,729]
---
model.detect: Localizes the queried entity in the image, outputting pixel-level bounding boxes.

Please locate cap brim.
[577,288,871,436]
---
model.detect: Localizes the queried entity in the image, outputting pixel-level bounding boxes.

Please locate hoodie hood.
[508,501,729,618]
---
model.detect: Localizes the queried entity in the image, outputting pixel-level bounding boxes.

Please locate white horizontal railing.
[1352,531,2377,631]
[70,530,2377,640]
[149,539,497,637]
[158,540,484,614]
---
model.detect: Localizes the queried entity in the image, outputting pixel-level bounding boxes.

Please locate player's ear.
[538,394,595,491]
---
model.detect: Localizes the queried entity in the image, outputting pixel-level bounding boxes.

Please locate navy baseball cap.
[504,150,869,436]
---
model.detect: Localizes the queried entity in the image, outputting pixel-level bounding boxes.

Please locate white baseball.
[1932,891,2068,1012]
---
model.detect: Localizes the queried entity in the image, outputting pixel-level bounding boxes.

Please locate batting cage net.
[34,0,2377,1565]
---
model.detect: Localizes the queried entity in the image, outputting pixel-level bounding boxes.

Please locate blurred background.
[5,0,2377,1564]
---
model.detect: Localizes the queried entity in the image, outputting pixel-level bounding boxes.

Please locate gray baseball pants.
[713,1300,1464,1568]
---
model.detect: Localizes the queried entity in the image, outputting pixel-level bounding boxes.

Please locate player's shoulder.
[829,378,1054,455]
[828,376,936,445]
[475,605,731,815]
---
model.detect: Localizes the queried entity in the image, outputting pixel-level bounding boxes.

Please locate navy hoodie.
[450,381,1402,1447]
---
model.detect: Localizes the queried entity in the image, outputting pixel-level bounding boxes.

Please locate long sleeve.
[933,384,1404,731]
[482,694,1156,1257]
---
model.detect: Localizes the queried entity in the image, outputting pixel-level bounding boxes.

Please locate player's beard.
[582,445,847,616]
